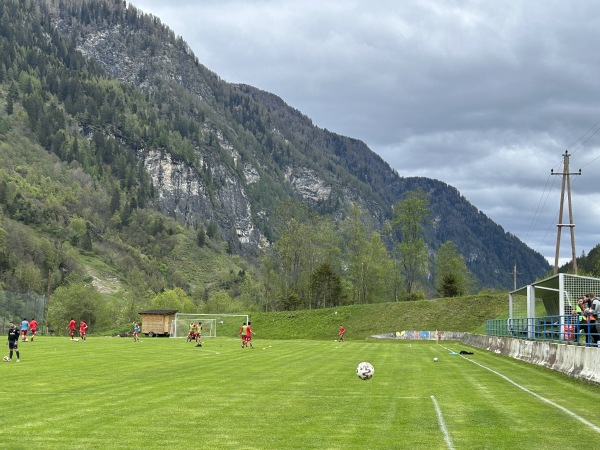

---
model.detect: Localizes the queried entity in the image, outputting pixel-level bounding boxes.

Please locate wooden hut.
[138,309,178,336]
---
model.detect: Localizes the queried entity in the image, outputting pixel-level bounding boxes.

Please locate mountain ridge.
[44,0,553,286]
[0,0,551,303]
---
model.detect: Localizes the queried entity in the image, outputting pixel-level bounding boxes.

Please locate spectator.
[574,297,590,345]
[586,293,600,346]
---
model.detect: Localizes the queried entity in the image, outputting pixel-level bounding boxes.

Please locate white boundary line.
[430,395,455,450]
[440,345,600,434]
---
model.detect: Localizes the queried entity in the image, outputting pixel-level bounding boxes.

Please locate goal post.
[170,315,216,338]
[170,313,249,339]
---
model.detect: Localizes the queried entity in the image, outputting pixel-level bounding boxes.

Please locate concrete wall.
[372,331,600,383]
[461,333,600,384]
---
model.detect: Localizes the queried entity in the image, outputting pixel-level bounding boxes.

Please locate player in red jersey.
[239,322,247,348]
[244,322,255,349]
[67,318,76,339]
[29,318,38,341]
[339,325,345,342]
[79,321,88,342]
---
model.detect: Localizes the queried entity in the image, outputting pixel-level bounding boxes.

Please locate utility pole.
[511,261,522,290]
[551,151,580,275]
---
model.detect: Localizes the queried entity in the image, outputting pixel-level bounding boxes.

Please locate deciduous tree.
[389,190,430,298]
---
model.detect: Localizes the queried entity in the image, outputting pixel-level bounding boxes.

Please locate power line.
[524,121,600,259]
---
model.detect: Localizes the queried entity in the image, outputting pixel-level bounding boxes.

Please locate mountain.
[0,0,550,304]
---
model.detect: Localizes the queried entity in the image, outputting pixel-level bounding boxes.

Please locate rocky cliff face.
[43,0,551,287]
[141,146,262,251]
[51,12,365,253]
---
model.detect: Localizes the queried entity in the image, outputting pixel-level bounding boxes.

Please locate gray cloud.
[133,0,600,266]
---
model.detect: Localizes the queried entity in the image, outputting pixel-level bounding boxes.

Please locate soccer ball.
[3,355,10,362]
[356,361,374,380]
[434,357,439,362]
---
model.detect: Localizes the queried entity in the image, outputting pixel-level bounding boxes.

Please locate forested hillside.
[0,0,577,334]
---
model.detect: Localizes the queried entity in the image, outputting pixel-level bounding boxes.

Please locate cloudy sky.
[132,0,600,268]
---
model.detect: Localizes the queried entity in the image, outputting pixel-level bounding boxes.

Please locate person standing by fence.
[586,293,600,346]
[575,297,590,345]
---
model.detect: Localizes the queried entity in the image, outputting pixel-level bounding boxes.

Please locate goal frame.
[170,313,249,338]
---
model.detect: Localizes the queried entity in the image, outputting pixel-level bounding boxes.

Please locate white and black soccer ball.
[356,361,374,380]
[3,355,10,362]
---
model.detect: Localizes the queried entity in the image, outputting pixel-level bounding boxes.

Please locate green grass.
[2,336,600,449]
[251,293,508,340]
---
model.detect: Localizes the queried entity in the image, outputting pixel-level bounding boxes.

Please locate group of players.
[67,318,88,341]
[186,321,203,347]
[18,317,39,342]
[239,321,255,348]
[6,317,260,362]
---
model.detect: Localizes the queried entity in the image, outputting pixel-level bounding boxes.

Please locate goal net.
[170,313,249,339]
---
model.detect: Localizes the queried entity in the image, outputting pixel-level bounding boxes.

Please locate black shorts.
[8,340,18,350]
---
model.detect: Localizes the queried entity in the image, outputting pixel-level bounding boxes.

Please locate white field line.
[431,395,456,450]
[440,345,600,434]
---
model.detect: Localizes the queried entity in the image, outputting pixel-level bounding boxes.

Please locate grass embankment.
[250,293,507,340]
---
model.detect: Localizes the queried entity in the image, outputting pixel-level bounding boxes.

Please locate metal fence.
[0,290,47,334]
[486,313,599,346]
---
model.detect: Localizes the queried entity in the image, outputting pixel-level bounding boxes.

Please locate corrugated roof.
[138,309,178,315]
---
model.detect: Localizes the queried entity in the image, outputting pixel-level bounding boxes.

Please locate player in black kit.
[6,321,20,362]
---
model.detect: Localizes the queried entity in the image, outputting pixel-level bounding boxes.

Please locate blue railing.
[486,314,599,346]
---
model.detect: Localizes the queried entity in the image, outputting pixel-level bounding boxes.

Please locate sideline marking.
[431,395,455,450]
[441,345,600,434]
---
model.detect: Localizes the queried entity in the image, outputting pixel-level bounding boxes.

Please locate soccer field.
[1,336,599,449]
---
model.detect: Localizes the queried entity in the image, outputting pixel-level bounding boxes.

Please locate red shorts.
[245,335,252,341]
[30,330,37,335]
[21,330,27,336]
